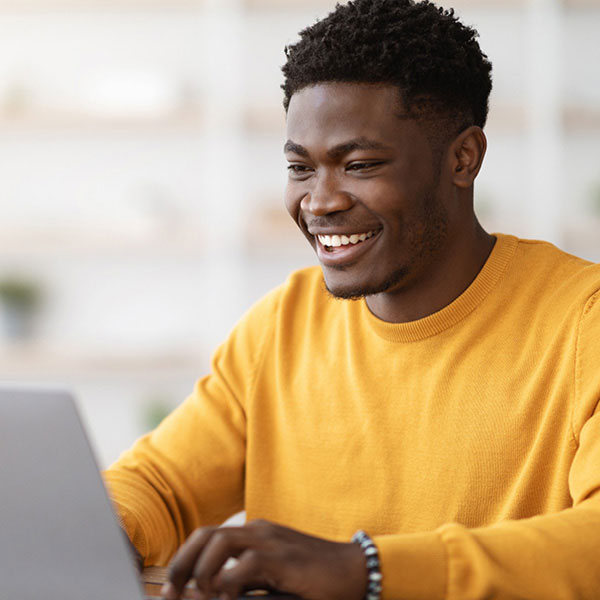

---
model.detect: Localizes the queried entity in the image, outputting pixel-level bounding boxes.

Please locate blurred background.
[0,0,598,468]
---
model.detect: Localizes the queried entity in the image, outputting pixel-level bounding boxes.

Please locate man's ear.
[450,126,487,189]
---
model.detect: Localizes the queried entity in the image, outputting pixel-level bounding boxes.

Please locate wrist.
[351,530,382,600]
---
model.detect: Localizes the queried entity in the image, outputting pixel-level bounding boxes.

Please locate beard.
[322,191,449,301]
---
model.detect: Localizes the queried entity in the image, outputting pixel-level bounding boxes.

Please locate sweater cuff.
[373,530,446,600]
[103,470,176,566]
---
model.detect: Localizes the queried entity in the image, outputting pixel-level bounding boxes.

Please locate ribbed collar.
[360,233,518,342]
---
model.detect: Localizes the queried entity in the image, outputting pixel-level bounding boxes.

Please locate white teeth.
[317,229,378,248]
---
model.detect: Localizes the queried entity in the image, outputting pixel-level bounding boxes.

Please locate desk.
[143,567,195,599]
[142,567,298,599]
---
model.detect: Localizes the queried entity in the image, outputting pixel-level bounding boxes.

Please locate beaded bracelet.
[351,530,382,600]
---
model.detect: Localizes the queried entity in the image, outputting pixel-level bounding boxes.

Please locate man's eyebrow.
[284,137,392,159]
[283,141,309,156]
[327,138,392,159]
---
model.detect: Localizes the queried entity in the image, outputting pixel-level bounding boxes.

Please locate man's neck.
[365,224,496,324]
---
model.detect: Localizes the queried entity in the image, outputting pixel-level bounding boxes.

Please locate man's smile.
[317,229,378,250]
[314,228,382,266]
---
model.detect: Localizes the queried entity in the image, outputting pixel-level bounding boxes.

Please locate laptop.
[0,388,297,600]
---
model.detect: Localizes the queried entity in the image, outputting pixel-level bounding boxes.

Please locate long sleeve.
[374,290,600,600]
[375,416,600,599]
[103,286,281,566]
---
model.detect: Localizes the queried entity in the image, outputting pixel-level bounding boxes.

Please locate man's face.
[284,82,453,301]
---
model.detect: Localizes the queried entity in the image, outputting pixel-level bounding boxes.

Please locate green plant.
[589,182,600,217]
[0,277,42,310]
[141,395,173,431]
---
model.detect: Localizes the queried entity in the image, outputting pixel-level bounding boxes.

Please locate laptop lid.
[0,387,145,600]
[0,388,301,600]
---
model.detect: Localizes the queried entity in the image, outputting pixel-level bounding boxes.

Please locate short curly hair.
[281,0,493,136]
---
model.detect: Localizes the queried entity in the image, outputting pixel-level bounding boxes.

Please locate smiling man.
[104,1,600,599]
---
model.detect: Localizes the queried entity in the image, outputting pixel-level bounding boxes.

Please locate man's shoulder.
[508,234,600,305]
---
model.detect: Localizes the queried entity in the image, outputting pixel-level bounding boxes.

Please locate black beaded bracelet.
[351,530,382,600]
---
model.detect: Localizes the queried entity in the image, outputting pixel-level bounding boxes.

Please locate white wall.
[0,0,599,465]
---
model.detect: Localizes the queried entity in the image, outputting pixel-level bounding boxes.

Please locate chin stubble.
[322,193,449,301]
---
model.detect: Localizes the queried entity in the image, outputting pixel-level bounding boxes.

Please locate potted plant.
[0,276,42,340]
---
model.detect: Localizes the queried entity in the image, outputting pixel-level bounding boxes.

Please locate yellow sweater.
[105,233,600,599]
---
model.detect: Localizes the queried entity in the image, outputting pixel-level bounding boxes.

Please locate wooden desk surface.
[143,566,196,599]
[142,567,298,599]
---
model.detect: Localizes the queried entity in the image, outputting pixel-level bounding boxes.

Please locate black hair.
[281,0,493,138]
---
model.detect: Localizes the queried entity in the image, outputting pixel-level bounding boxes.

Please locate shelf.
[243,102,600,136]
[243,104,285,135]
[563,107,600,132]
[565,0,600,6]
[244,0,527,8]
[0,110,204,134]
[244,0,600,10]
[243,0,338,8]
[244,203,316,258]
[0,342,205,379]
[0,0,595,14]
[244,102,530,135]
[562,217,600,261]
[0,0,204,12]
[0,226,207,260]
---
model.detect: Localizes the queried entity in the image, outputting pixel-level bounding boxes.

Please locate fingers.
[212,549,277,600]
[164,526,216,599]
[191,528,258,598]
[164,525,269,600]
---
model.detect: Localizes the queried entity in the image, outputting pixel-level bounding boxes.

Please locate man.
[104,1,600,599]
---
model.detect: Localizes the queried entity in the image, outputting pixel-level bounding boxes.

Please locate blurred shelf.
[244,0,338,8]
[564,0,600,6]
[244,0,528,9]
[4,104,598,136]
[0,342,205,378]
[244,103,600,136]
[0,0,204,11]
[563,217,600,262]
[243,104,285,135]
[245,102,530,135]
[0,227,207,260]
[0,110,204,134]
[244,204,316,256]
[563,107,600,132]
[243,0,600,13]
[0,0,592,12]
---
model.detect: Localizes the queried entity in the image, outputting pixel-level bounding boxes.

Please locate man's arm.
[159,418,600,600]
[104,370,247,566]
[103,285,282,565]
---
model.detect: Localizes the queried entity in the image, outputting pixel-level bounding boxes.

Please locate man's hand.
[161,519,368,600]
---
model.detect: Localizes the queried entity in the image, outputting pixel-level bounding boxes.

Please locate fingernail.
[161,582,175,599]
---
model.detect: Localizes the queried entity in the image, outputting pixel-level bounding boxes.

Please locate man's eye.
[347,161,384,171]
[287,165,312,174]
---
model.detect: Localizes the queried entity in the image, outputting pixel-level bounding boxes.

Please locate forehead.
[285,82,421,152]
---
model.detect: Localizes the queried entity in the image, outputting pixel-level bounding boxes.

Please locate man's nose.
[300,171,354,216]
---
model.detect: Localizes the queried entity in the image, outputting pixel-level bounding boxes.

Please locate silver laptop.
[0,388,297,600]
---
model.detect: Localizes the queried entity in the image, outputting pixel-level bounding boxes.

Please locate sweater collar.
[359,233,518,342]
